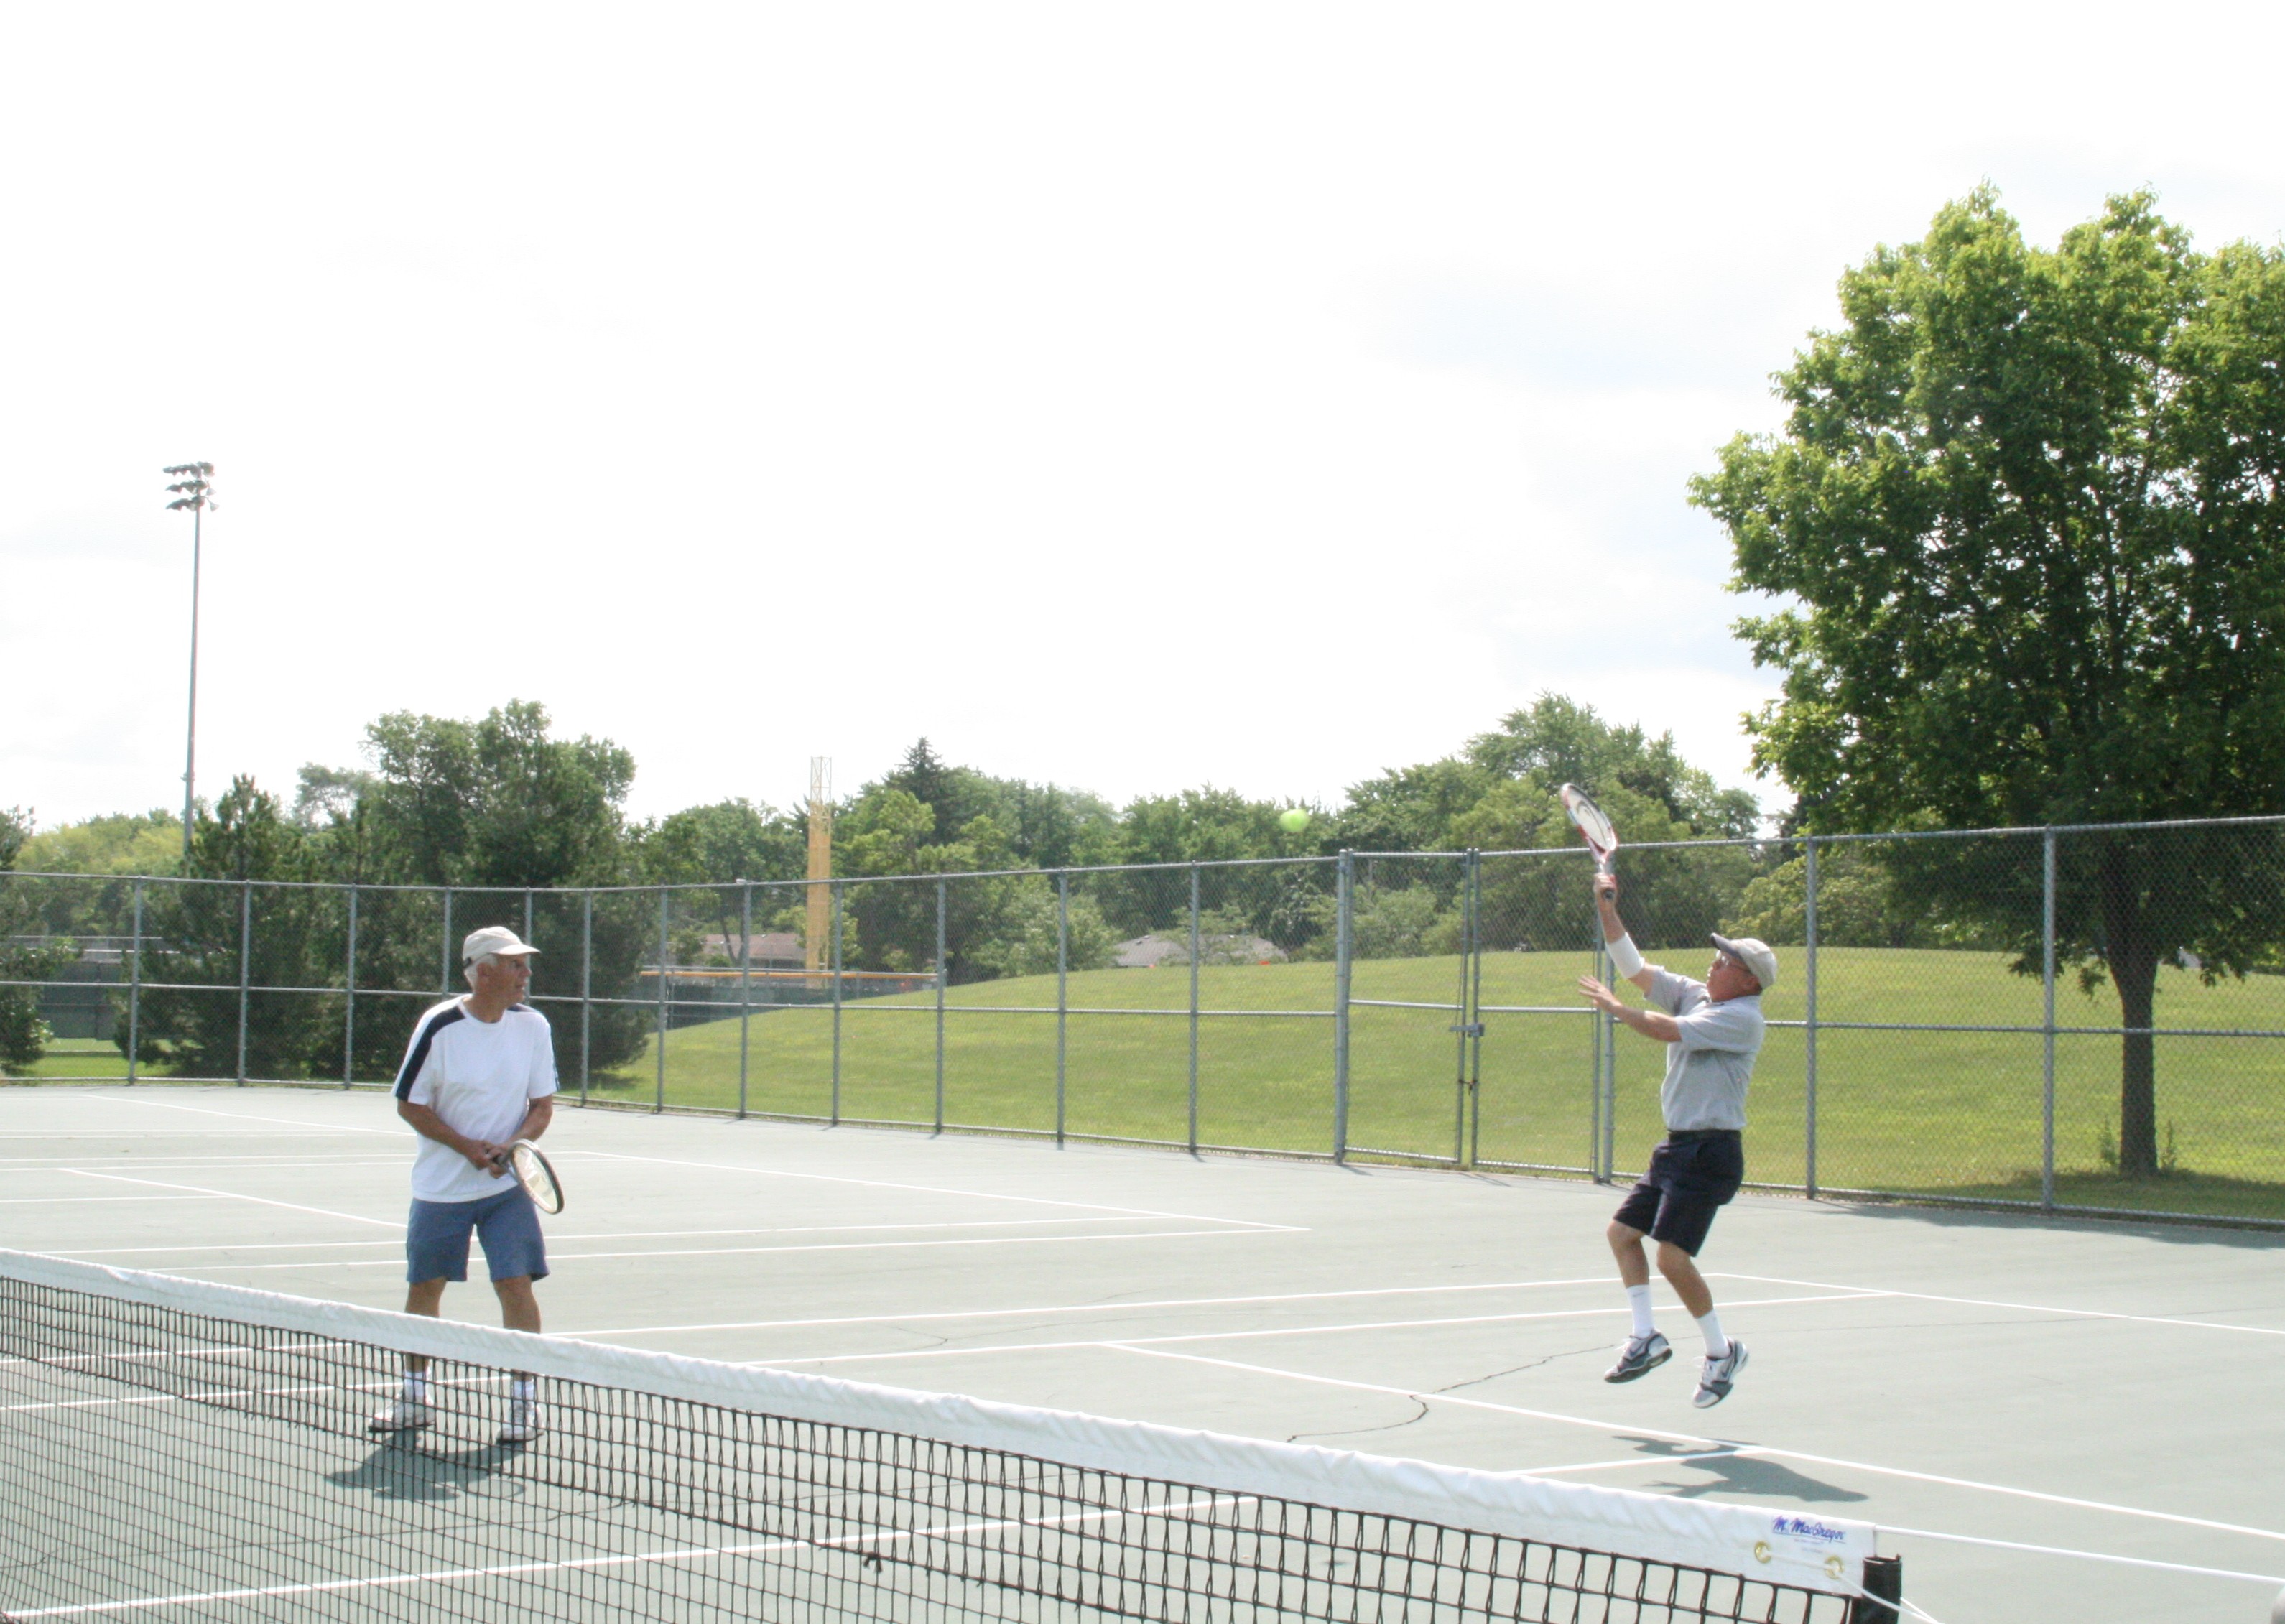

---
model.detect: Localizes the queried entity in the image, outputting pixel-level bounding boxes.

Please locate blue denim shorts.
[406,1186,549,1284]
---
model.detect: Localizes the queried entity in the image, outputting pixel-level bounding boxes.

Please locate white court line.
[744,1294,1878,1368]
[1713,1271,2285,1340]
[121,1227,1273,1273]
[60,1171,403,1230]
[80,1092,405,1136]
[576,1147,1295,1231]
[1881,1523,2285,1588]
[3,1488,1239,1618]
[62,1215,1210,1257]
[0,1131,371,1140]
[0,1155,414,1169]
[565,1276,1627,1338]
[0,1195,215,1206]
[1111,1345,2285,1549]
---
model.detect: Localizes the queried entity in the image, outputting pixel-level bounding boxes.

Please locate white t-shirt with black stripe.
[394,998,558,1202]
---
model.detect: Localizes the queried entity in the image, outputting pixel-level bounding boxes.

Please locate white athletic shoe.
[1603,1331,1673,1384]
[499,1396,544,1444]
[1692,1340,1748,1409]
[366,1396,431,1433]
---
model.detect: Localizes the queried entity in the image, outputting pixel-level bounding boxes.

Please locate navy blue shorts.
[1612,1131,1745,1257]
[406,1186,549,1284]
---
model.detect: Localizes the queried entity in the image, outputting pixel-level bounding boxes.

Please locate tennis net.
[0,1251,1900,1622]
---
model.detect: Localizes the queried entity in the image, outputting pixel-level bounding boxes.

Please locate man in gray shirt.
[1577,873,1777,1409]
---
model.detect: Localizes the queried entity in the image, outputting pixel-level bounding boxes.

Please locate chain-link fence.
[6,815,2283,1226]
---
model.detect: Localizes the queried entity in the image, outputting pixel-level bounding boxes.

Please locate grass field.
[13,947,2282,1220]
[570,947,2285,1221]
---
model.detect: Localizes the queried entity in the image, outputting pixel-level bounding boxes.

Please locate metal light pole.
[164,463,215,863]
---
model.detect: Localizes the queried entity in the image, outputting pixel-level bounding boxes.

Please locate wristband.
[1607,933,1645,978]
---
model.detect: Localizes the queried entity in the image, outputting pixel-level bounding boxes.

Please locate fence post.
[2042,828,2058,1212]
[523,889,534,947]
[934,876,948,1133]
[235,880,252,1085]
[1463,850,1483,1168]
[1333,850,1353,1163]
[343,885,358,1089]
[830,881,843,1126]
[1055,871,1069,1148]
[1454,853,1477,1167]
[738,882,752,1120]
[126,878,144,1086]
[1805,837,1820,1200]
[579,892,593,1107]
[1598,938,1616,1182]
[654,888,669,1113]
[1187,863,1201,1156]
[440,888,453,996]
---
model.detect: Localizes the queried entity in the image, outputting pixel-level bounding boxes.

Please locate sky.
[6,2,2284,832]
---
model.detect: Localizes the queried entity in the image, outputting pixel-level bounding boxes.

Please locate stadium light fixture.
[164,463,216,863]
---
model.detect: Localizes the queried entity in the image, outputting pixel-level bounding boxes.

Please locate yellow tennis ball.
[1279,809,1310,834]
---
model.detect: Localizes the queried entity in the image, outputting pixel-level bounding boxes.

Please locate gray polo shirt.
[1647,968,1764,1131]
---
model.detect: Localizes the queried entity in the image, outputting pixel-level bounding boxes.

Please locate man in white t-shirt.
[368,924,557,1444]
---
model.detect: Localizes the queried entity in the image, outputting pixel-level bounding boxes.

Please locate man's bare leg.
[1654,1242,1714,1318]
[492,1276,544,1442]
[1608,1220,1652,1287]
[1603,1222,1672,1381]
[400,1277,447,1375]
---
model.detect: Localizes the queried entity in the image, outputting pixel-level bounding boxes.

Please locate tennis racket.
[495,1138,565,1215]
[1559,783,1620,878]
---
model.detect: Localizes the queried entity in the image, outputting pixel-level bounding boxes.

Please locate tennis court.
[3,1085,2280,1622]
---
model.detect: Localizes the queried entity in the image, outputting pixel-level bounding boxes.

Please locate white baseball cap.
[462,925,541,963]
[1708,933,1777,990]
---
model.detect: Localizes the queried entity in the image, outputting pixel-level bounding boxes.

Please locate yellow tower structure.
[804,757,833,978]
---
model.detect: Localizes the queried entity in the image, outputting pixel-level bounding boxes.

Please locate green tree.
[362,700,636,888]
[18,810,183,877]
[133,778,333,1079]
[1465,695,1760,840]
[2,807,34,871]
[1695,189,2285,1176]
[0,806,62,1074]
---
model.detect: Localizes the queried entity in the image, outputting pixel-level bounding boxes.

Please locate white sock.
[510,1378,536,1403]
[402,1371,427,1402]
[1695,1311,1729,1359]
[1626,1285,1655,1339]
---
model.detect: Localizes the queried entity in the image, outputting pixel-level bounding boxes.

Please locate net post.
[1187,863,1200,1156]
[2041,827,2058,1212]
[653,888,669,1113]
[579,891,593,1107]
[235,878,251,1085]
[830,879,843,1126]
[1848,1553,1902,1623]
[934,875,947,1134]
[737,881,752,1120]
[1805,836,1820,1200]
[343,884,358,1089]
[1333,850,1353,1163]
[1055,869,1068,1148]
[125,878,143,1085]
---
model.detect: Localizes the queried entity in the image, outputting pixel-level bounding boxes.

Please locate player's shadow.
[329,1437,530,1505]
[1613,1436,1868,1504]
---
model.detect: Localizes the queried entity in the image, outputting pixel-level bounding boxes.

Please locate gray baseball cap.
[1709,933,1776,990]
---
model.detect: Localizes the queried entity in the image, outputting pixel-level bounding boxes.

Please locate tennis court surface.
[2,1087,2280,1622]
